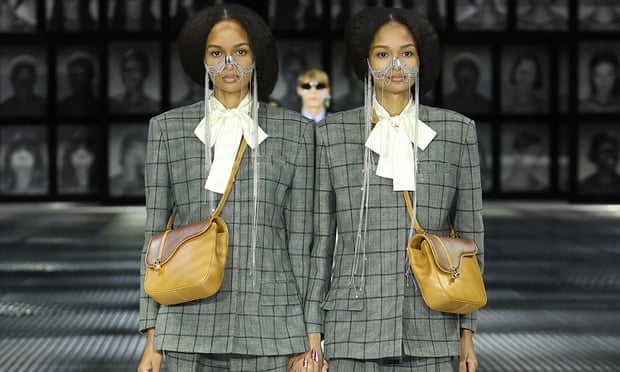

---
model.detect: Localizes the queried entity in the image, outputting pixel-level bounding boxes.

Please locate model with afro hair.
[306,6,484,372]
[138,4,317,372]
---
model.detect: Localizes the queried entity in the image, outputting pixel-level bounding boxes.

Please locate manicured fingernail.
[302,357,308,368]
[312,348,319,362]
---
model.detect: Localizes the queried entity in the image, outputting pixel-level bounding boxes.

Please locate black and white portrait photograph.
[500,122,550,192]
[108,124,148,197]
[107,0,160,31]
[455,0,508,30]
[0,125,49,196]
[476,122,493,192]
[578,123,620,196]
[501,47,550,113]
[0,0,36,32]
[57,125,100,195]
[269,0,322,31]
[271,39,322,112]
[107,42,161,115]
[443,47,493,114]
[578,0,620,31]
[517,0,568,31]
[46,0,99,32]
[578,43,620,113]
[170,0,222,35]
[0,48,47,117]
[330,40,364,112]
[170,43,202,108]
[56,48,101,116]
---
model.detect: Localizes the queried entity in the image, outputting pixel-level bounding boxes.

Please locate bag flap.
[145,217,215,266]
[411,233,478,273]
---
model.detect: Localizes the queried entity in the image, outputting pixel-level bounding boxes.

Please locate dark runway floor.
[0,202,619,371]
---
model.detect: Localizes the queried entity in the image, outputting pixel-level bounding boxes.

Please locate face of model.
[204,20,254,100]
[368,21,419,97]
[592,61,617,96]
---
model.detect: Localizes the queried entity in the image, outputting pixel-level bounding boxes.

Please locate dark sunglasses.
[300,81,327,90]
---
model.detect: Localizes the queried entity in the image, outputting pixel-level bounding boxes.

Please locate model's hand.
[459,328,478,372]
[288,333,329,372]
[288,348,328,372]
[137,328,163,372]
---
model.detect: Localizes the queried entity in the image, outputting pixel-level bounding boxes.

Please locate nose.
[392,57,402,69]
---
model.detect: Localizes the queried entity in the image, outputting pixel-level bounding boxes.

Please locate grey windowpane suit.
[139,102,314,356]
[306,105,484,361]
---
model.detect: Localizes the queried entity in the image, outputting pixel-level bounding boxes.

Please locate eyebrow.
[372,43,417,50]
[206,42,251,49]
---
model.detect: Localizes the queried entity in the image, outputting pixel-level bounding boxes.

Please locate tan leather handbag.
[144,140,247,305]
[403,192,487,314]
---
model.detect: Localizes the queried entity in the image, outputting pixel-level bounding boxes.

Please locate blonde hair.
[297,68,330,86]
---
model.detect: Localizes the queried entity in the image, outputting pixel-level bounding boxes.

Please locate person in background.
[297,68,331,123]
[137,4,318,372]
[0,54,46,116]
[580,49,620,113]
[49,0,96,31]
[443,52,492,113]
[0,131,47,195]
[58,128,98,194]
[110,0,157,31]
[108,130,146,196]
[108,48,160,114]
[306,6,483,372]
[580,131,620,194]
[502,53,547,113]
[58,52,101,115]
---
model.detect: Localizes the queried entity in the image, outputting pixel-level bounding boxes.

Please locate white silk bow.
[365,97,436,191]
[194,94,268,193]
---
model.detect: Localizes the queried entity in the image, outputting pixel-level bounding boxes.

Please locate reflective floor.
[0,202,619,371]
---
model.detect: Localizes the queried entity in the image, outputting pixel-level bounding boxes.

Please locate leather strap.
[212,138,247,217]
[165,138,247,230]
[403,191,456,238]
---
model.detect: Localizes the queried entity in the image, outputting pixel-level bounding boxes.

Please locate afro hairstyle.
[344,6,441,95]
[177,4,278,101]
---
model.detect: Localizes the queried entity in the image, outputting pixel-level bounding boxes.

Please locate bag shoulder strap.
[212,138,247,217]
[402,191,456,238]
[164,138,247,229]
[402,191,425,234]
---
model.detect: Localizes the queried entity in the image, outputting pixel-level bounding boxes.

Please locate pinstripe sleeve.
[454,118,484,332]
[305,125,337,334]
[286,121,315,313]
[139,116,172,333]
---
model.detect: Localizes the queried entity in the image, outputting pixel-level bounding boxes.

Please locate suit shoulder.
[322,107,364,125]
[150,101,202,124]
[421,105,475,126]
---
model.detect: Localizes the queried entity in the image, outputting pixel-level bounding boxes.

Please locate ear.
[296,86,303,97]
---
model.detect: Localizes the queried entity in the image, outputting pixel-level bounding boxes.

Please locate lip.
[222,74,238,82]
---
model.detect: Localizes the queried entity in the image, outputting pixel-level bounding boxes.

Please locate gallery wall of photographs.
[0,0,619,203]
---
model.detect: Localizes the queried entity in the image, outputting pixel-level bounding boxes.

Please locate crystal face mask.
[205,54,255,79]
[367,56,418,84]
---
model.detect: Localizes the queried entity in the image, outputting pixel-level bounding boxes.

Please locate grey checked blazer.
[305,105,484,361]
[139,102,314,356]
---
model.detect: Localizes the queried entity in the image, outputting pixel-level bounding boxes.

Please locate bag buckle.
[450,268,460,279]
[153,259,161,270]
